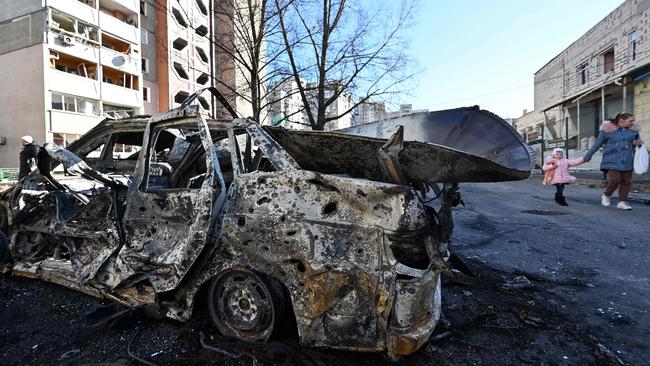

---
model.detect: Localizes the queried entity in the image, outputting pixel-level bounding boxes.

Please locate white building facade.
[0,0,143,169]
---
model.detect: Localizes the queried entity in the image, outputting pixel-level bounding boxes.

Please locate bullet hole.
[356,189,367,197]
[322,201,338,216]
[324,264,333,271]
[286,230,297,236]
[357,248,363,255]
[280,214,287,222]
[271,192,278,198]
[257,197,270,205]
[290,259,306,273]
[248,207,254,213]
[294,186,301,194]
[151,227,157,234]
[257,177,267,184]
[139,206,146,212]
[243,240,253,246]
[262,245,269,251]
[237,217,246,227]
[307,178,339,192]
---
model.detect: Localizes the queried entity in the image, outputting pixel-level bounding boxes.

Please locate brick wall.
[535,0,650,111]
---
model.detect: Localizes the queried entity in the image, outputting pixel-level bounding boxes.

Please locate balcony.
[100,33,139,74]
[102,82,140,107]
[48,32,100,63]
[99,9,139,44]
[101,66,141,107]
[100,47,139,75]
[49,69,101,100]
[50,110,102,137]
[48,0,99,25]
[100,0,139,15]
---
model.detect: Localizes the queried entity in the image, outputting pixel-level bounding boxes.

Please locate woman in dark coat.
[584,112,643,210]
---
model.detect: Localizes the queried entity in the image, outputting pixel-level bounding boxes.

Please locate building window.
[195,0,208,16]
[195,25,208,37]
[197,96,209,110]
[601,48,614,74]
[196,72,209,85]
[141,57,149,73]
[51,92,100,115]
[52,94,63,110]
[630,31,637,61]
[141,29,148,44]
[103,104,135,118]
[171,7,188,28]
[173,61,189,80]
[143,86,150,102]
[50,10,99,44]
[173,37,188,51]
[140,0,146,16]
[195,46,209,63]
[577,63,589,85]
[52,133,80,147]
[174,91,190,104]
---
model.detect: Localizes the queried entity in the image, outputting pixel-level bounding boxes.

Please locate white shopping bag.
[634,144,649,175]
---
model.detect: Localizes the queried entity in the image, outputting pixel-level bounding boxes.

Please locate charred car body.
[0,91,532,358]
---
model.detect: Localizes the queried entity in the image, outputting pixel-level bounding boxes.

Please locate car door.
[119,114,226,292]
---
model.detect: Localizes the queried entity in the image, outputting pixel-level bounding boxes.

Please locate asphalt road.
[1,178,648,365]
[451,179,650,365]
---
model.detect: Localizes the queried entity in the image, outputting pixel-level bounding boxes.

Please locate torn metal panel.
[338,106,534,174]
[266,126,531,184]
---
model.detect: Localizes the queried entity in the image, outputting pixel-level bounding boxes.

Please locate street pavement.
[452,178,650,364]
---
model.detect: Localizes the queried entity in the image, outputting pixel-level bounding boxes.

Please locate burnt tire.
[207,268,281,342]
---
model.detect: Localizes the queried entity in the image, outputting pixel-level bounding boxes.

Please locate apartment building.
[266,79,355,130]
[355,98,387,125]
[0,0,143,168]
[140,0,213,116]
[139,0,253,119]
[528,0,650,165]
[267,78,308,130]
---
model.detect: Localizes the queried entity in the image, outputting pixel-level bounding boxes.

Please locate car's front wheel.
[207,268,279,342]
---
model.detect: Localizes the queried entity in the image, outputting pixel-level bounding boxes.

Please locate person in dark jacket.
[18,135,40,180]
[583,112,643,210]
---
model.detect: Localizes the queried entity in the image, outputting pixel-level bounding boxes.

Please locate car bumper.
[387,268,441,357]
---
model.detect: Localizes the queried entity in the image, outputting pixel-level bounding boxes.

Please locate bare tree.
[152,0,300,122]
[275,0,418,130]
[211,0,313,123]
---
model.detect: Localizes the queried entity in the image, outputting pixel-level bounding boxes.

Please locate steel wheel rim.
[212,269,275,340]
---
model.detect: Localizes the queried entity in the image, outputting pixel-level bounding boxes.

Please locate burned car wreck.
[0,92,532,358]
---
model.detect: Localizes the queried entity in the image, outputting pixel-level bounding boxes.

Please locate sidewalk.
[529,170,650,204]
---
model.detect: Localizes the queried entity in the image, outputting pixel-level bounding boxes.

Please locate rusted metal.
[0,98,532,358]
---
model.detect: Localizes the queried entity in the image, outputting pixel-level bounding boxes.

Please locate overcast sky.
[407,0,623,119]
